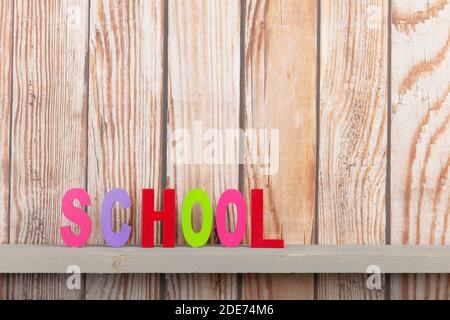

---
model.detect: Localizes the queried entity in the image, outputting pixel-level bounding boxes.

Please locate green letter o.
[182,189,213,247]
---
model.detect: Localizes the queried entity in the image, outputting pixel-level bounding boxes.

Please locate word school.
[60,188,284,248]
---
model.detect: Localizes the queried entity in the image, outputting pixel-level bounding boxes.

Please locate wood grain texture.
[318,0,388,299]
[0,0,13,301]
[0,0,12,245]
[166,0,240,299]
[241,0,316,300]
[2,245,450,274]
[391,0,450,300]
[86,0,164,299]
[86,274,159,300]
[8,0,89,300]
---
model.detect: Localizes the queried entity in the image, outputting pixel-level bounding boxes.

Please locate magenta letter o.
[216,189,246,247]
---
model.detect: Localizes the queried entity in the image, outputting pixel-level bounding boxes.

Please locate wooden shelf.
[0,245,449,273]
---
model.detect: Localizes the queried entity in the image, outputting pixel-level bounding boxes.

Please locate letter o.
[182,189,213,247]
[216,189,246,247]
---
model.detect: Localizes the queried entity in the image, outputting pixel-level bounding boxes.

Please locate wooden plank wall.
[391,0,450,300]
[0,0,448,300]
[0,0,13,300]
[165,0,240,299]
[242,0,316,299]
[85,0,164,300]
[9,0,89,299]
[318,0,388,299]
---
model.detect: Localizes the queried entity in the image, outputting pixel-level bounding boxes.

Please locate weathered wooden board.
[0,0,449,301]
[1,245,450,274]
[318,0,388,299]
[391,0,450,300]
[8,0,89,299]
[0,0,13,300]
[242,0,317,299]
[0,0,12,245]
[85,0,165,300]
[166,0,240,299]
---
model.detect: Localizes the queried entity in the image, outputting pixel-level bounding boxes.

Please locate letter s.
[60,188,92,247]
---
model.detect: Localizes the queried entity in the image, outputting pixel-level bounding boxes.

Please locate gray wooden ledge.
[0,245,449,273]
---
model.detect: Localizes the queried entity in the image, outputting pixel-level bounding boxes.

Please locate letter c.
[101,188,132,247]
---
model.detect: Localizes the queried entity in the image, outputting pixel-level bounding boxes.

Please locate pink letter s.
[60,188,92,247]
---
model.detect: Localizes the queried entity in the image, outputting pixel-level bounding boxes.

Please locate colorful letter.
[101,188,132,247]
[60,188,92,247]
[182,189,212,247]
[216,189,246,247]
[251,189,284,248]
[142,189,175,248]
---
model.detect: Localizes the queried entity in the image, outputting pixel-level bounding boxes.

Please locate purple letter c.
[101,188,132,247]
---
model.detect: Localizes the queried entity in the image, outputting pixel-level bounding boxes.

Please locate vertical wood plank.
[318,0,388,299]
[391,0,450,300]
[85,0,164,299]
[9,0,89,299]
[241,0,316,299]
[0,0,13,300]
[0,0,12,244]
[165,0,240,299]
